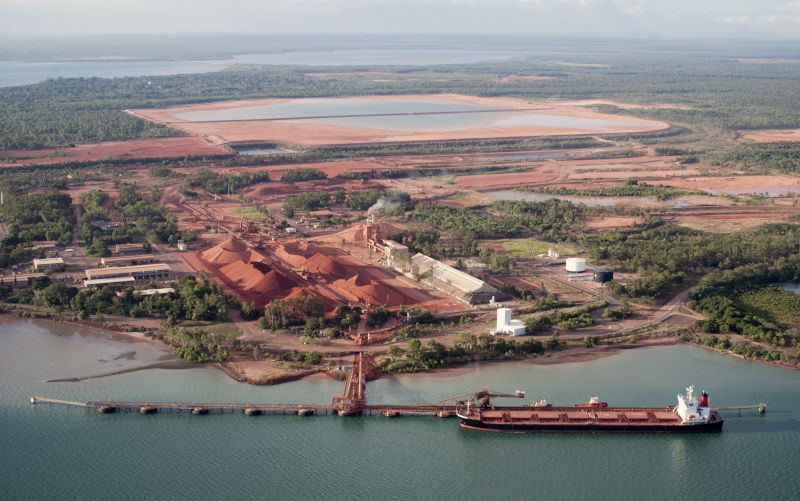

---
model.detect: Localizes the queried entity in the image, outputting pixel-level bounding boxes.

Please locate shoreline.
[5,313,797,387]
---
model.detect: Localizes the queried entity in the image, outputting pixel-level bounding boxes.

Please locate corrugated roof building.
[411,253,496,304]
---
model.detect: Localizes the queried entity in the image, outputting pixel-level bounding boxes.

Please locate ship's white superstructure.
[676,385,710,424]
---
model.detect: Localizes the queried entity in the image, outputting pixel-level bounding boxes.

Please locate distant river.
[0,59,229,87]
[228,49,527,66]
[2,318,799,500]
[0,49,528,88]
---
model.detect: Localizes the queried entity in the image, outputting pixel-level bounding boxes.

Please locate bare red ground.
[659,175,800,192]
[583,216,641,229]
[1,137,227,166]
[310,222,405,247]
[690,213,792,220]
[739,129,800,142]
[455,166,558,188]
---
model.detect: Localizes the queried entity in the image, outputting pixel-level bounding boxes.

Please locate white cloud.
[779,1,800,11]
[623,2,643,15]
[1,0,799,38]
[714,15,753,24]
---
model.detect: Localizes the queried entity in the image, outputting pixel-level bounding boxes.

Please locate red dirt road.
[1,137,228,167]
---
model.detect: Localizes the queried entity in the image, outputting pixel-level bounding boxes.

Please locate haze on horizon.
[1,0,799,41]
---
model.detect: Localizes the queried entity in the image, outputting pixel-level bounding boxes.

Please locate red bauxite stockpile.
[272,241,437,308]
[197,237,308,306]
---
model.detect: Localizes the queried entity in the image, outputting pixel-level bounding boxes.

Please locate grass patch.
[491,238,580,258]
[206,323,242,342]
[230,207,268,220]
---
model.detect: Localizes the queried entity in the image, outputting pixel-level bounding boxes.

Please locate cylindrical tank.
[565,257,586,273]
[593,269,614,283]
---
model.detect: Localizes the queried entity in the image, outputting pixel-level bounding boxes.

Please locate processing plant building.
[410,253,496,304]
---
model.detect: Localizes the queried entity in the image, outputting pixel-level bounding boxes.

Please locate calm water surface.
[228,49,527,66]
[175,97,498,122]
[0,59,228,87]
[0,49,529,87]
[175,96,648,133]
[702,185,800,197]
[2,318,798,500]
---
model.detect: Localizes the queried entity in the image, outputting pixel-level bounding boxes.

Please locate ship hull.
[458,415,724,434]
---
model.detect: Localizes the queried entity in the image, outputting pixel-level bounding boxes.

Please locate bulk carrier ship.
[456,386,723,433]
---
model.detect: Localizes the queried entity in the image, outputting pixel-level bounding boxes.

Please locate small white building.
[33,257,64,271]
[491,307,526,336]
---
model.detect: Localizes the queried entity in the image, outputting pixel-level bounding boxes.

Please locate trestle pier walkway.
[30,354,458,418]
[712,404,767,416]
[29,354,764,421]
[29,396,458,418]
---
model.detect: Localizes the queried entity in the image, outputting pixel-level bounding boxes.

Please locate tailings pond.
[173,97,649,133]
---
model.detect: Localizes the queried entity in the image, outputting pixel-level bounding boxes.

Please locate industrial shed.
[411,253,496,303]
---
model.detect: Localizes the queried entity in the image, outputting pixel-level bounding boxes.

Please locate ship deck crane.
[431,387,525,409]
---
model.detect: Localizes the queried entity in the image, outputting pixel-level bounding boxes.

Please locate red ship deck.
[464,406,684,426]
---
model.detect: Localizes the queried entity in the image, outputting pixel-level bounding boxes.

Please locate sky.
[1,0,799,39]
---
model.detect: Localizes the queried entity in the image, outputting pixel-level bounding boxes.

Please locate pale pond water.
[1,318,799,500]
[175,96,647,133]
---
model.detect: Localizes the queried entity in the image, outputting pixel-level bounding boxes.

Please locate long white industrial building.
[410,253,496,303]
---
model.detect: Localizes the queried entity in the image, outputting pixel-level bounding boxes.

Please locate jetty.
[711,404,767,415]
[29,354,763,421]
[30,354,458,418]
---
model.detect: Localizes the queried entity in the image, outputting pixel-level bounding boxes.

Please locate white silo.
[565,257,586,273]
[497,308,511,331]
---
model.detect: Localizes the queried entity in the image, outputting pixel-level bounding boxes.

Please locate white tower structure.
[492,307,526,336]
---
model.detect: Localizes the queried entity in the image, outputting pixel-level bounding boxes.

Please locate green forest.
[0,192,74,266]
[4,44,800,150]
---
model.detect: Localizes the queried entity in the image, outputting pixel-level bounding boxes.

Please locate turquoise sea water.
[2,318,799,500]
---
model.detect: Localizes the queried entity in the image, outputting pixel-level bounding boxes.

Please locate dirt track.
[1,136,228,167]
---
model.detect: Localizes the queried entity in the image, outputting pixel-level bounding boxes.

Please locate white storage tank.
[565,257,586,273]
